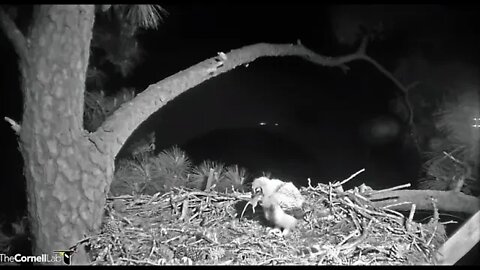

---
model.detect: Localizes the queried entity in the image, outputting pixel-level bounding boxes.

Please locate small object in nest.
[240,192,262,218]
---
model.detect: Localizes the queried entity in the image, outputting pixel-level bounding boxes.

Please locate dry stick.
[382,208,406,219]
[343,197,401,221]
[307,178,315,189]
[348,209,362,232]
[405,204,417,232]
[442,151,469,192]
[382,201,412,209]
[205,168,215,191]
[149,236,157,259]
[369,183,411,195]
[338,220,372,251]
[259,257,287,265]
[408,204,416,222]
[333,168,366,187]
[107,248,115,265]
[426,223,438,247]
[179,198,189,221]
[119,258,158,265]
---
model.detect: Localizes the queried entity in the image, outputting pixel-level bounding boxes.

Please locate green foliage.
[0,216,29,256]
[110,159,150,196]
[188,160,225,191]
[433,91,479,160]
[84,5,169,130]
[155,146,192,178]
[112,143,253,195]
[129,132,156,158]
[144,146,192,194]
[417,90,480,196]
[216,165,248,193]
[84,88,136,132]
[121,5,168,30]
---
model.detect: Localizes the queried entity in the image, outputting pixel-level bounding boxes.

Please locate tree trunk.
[18,5,113,264]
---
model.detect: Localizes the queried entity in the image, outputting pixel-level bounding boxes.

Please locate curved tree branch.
[89,40,415,159]
[0,6,29,63]
[358,54,414,124]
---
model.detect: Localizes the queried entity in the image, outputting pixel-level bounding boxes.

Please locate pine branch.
[89,39,415,159]
[0,7,29,63]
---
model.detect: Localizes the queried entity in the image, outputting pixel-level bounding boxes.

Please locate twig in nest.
[259,257,287,265]
[149,235,157,258]
[307,178,314,189]
[119,258,158,265]
[240,193,262,219]
[348,209,362,232]
[69,236,91,251]
[369,183,411,195]
[430,198,439,223]
[382,208,405,219]
[333,168,366,188]
[405,204,416,232]
[337,221,372,251]
[179,198,189,221]
[205,168,215,191]
[381,201,412,209]
[108,248,115,265]
[337,229,361,248]
[426,224,438,247]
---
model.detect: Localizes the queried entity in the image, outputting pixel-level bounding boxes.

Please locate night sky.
[1,4,479,225]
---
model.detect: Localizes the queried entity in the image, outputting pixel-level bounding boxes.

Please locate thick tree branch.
[370,189,480,215]
[89,40,415,159]
[0,7,29,63]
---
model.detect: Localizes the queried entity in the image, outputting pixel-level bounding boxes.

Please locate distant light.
[473,117,480,128]
[274,123,279,126]
[259,122,267,126]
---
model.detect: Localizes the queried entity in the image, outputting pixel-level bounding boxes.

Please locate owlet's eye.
[254,187,262,194]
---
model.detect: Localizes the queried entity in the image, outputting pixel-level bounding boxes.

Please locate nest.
[83,175,447,265]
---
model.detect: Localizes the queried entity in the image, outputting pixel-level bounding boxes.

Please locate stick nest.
[84,180,447,265]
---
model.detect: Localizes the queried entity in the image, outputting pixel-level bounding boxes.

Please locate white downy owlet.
[250,176,305,235]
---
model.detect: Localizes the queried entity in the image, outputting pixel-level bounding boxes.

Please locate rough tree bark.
[1,5,112,264]
[1,4,476,265]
